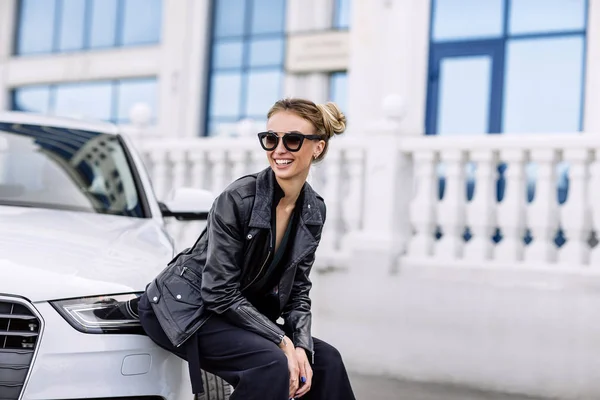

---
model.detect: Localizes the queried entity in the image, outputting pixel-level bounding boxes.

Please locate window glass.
[54,83,114,121]
[214,0,247,38]
[438,56,492,135]
[334,0,351,29]
[330,72,348,110]
[432,0,504,41]
[503,37,584,133]
[509,0,586,35]
[12,86,52,114]
[116,80,158,123]
[250,0,286,34]
[121,0,162,45]
[248,38,284,68]
[212,40,245,69]
[0,127,144,217]
[245,70,282,117]
[89,0,118,48]
[16,0,57,54]
[57,0,86,51]
[209,73,243,118]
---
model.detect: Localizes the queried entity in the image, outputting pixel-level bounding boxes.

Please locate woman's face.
[263,111,325,183]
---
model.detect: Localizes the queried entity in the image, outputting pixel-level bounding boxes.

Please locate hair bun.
[316,102,346,138]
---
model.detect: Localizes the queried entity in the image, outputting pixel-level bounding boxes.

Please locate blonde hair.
[267,98,346,162]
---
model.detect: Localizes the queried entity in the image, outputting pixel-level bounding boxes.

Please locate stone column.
[343,94,412,274]
[157,0,212,137]
[348,0,431,134]
[0,0,17,111]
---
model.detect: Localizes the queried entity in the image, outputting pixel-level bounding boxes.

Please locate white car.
[0,112,231,400]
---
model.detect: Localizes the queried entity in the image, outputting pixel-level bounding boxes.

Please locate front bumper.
[21,301,190,400]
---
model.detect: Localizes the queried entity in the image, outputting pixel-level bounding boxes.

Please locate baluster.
[494,150,527,262]
[524,149,559,263]
[230,149,249,181]
[589,149,600,265]
[407,150,438,257]
[250,149,268,174]
[342,148,365,234]
[209,149,228,194]
[149,149,169,201]
[189,150,207,190]
[320,149,343,253]
[168,149,188,192]
[558,149,592,265]
[435,150,467,259]
[464,150,497,260]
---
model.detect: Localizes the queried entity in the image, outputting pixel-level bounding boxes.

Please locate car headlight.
[50,293,144,334]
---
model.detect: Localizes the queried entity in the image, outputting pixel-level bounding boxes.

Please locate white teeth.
[275,159,292,165]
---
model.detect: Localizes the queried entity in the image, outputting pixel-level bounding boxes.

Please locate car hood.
[0,206,174,302]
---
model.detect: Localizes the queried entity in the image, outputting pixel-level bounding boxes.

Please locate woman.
[137,98,356,399]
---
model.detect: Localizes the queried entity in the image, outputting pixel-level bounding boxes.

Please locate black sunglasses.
[257,131,322,152]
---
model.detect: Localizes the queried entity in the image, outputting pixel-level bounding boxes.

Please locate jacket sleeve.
[282,250,315,356]
[282,201,326,358]
[200,190,286,345]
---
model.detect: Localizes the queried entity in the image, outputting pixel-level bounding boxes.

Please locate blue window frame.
[12,78,157,124]
[427,0,588,135]
[427,0,588,246]
[205,0,287,136]
[15,0,162,55]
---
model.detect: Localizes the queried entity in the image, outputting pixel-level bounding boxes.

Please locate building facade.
[0,0,598,139]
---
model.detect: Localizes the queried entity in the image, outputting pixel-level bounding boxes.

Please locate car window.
[0,122,145,217]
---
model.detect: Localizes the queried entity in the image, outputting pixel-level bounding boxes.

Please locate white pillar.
[583,0,600,133]
[0,0,17,111]
[344,95,411,274]
[157,0,212,137]
[348,0,431,134]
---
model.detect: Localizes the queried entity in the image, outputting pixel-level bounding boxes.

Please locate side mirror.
[159,188,214,221]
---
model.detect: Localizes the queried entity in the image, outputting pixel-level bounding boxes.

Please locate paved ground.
[349,373,547,400]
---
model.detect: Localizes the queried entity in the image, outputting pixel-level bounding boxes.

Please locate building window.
[427,0,587,135]
[15,0,162,55]
[333,0,351,29]
[205,0,287,136]
[330,72,348,118]
[12,78,157,124]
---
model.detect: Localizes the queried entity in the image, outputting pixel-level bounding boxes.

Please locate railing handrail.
[398,132,600,152]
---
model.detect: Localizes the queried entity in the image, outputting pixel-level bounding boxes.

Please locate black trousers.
[138,296,356,400]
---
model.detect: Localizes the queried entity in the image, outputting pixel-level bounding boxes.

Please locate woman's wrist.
[279,335,293,352]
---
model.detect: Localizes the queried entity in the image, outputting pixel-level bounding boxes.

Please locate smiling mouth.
[275,159,293,165]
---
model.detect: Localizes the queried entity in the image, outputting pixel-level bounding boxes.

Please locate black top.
[248,180,302,321]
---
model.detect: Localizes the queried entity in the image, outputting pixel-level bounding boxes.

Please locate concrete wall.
[311,259,600,399]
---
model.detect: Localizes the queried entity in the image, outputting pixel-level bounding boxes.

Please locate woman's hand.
[294,347,313,397]
[279,336,300,397]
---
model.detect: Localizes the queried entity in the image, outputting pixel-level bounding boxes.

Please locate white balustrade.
[558,149,592,265]
[464,150,497,260]
[407,150,438,257]
[129,100,600,270]
[524,149,559,263]
[494,149,528,262]
[590,149,600,265]
[436,150,467,259]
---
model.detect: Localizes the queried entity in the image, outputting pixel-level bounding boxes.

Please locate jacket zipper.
[238,306,284,342]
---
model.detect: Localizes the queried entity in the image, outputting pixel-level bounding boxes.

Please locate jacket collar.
[248,167,324,229]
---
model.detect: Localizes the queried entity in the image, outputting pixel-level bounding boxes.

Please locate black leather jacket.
[145,168,326,357]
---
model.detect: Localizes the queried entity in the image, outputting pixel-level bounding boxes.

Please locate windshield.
[0,122,146,217]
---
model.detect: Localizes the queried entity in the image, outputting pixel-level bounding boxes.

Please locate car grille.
[0,298,41,400]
